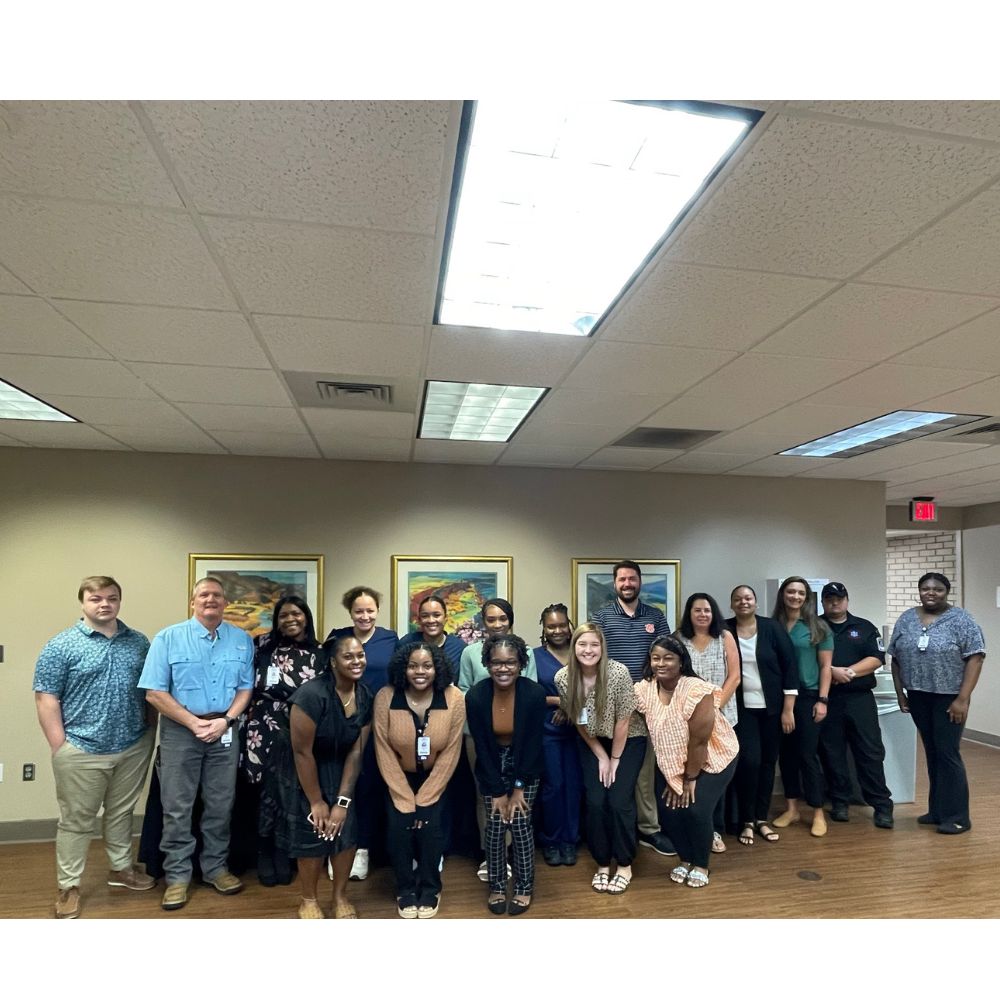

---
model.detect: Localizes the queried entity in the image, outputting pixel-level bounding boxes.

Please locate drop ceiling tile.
[0,355,157,399]
[498,442,596,467]
[603,262,835,350]
[695,428,804,454]
[795,440,987,478]
[914,376,1000,415]
[666,114,1000,277]
[729,455,838,477]
[92,423,224,453]
[883,464,1000,492]
[205,217,436,324]
[0,421,130,450]
[689,354,869,405]
[742,403,886,439]
[892,308,1000,372]
[653,452,747,473]
[301,409,415,439]
[511,421,616,449]
[145,101,453,234]
[0,266,30,294]
[751,284,996,362]
[561,343,735,394]
[535,389,671,427]
[862,445,1000,484]
[0,432,27,446]
[316,437,411,462]
[861,187,1000,295]
[0,102,180,206]
[210,431,320,458]
[427,327,586,385]
[44,396,198,429]
[578,446,685,470]
[412,440,506,465]
[789,101,1000,142]
[256,315,425,375]
[57,302,270,367]
[0,295,110,358]
[0,197,235,308]
[178,403,303,434]
[128,363,288,404]
[807,363,989,409]
[644,394,780,430]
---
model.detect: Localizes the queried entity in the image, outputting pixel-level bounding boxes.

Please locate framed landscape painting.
[391,556,513,642]
[571,558,681,631]
[187,553,325,638]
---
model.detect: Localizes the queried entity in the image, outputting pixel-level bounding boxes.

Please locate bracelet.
[684,774,699,782]
[335,795,352,809]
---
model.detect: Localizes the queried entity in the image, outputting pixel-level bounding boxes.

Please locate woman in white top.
[675,592,740,852]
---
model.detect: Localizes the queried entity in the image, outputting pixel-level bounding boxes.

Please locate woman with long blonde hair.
[555,623,647,895]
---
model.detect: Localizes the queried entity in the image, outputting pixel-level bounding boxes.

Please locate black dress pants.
[656,758,738,868]
[734,704,783,823]
[579,735,645,867]
[907,689,970,829]
[778,692,824,808]
[385,773,445,908]
[819,691,892,811]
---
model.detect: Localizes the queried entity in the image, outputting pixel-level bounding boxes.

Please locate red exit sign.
[909,499,937,522]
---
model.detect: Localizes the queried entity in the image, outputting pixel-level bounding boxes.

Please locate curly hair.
[481,632,529,672]
[387,641,453,692]
[642,634,697,681]
[341,585,381,611]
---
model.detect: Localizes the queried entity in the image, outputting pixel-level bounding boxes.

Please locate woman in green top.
[771,577,833,838]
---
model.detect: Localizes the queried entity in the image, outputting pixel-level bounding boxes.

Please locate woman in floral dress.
[242,595,325,885]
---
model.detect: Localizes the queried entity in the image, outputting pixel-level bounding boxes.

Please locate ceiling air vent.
[283,371,416,412]
[611,427,721,449]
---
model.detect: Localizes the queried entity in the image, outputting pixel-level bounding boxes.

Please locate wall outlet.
[23,763,35,781]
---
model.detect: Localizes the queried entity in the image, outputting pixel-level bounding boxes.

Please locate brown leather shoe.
[203,870,243,895]
[161,883,189,910]
[55,886,80,919]
[108,865,156,890]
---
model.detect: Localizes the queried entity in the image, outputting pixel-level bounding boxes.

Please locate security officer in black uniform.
[818,582,894,829]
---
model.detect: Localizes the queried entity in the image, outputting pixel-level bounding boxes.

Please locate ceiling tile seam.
[776,106,1000,150]
[843,279,1000,301]
[129,101,317,459]
[0,189,191,213]
[0,423,136,451]
[589,109,781,339]
[45,296,247,315]
[187,207,440,240]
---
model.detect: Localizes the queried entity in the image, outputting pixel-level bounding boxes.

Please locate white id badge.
[221,728,233,747]
[917,633,930,651]
[416,736,431,759]
[578,707,589,725]
[266,665,281,686]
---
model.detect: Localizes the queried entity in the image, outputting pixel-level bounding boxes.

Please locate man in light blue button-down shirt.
[139,576,253,910]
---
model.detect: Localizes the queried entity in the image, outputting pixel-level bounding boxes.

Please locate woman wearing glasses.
[465,633,546,915]
[888,572,985,835]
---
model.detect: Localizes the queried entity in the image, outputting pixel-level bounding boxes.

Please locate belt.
[195,712,227,720]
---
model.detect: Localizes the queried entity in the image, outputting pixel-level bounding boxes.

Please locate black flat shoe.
[256,851,277,887]
[560,843,578,866]
[873,810,894,829]
[917,813,939,825]
[508,896,531,916]
[542,846,562,867]
[937,822,970,835]
[829,804,849,823]
[487,893,507,915]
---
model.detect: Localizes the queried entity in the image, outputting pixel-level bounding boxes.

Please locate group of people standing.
[32,562,986,920]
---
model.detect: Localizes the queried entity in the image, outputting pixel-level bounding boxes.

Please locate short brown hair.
[78,575,122,602]
[192,575,227,599]
[342,586,382,611]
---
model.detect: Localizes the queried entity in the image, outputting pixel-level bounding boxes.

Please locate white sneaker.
[477,860,512,881]
[349,849,369,881]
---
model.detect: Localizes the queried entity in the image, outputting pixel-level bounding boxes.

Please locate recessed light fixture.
[437,100,759,336]
[780,410,986,459]
[0,378,76,422]
[419,380,547,442]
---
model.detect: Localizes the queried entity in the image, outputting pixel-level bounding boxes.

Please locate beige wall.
[0,446,889,823]
[958,524,1000,739]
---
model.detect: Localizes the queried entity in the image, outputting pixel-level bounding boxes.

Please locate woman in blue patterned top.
[888,572,985,835]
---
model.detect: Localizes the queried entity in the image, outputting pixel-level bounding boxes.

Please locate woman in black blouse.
[465,633,546,916]
[276,633,372,919]
[725,585,798,846]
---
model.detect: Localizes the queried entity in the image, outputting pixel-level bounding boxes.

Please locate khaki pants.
[635,738,661,836]
[51,729,155,889]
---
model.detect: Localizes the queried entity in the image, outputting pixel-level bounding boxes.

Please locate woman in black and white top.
[725,585,798,847]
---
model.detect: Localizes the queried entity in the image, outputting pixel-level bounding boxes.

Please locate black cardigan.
[724,615,799,716]
[464,676,546,797]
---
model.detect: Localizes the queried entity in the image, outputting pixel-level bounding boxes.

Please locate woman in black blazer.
[725,585,798,846]
[465,632,546,917]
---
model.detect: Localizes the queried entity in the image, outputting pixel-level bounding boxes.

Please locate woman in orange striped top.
[633,635,738,889]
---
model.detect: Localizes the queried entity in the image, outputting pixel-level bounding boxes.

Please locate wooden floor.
[3,740,997,920]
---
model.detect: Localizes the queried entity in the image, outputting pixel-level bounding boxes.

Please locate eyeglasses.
[488,660,520,669]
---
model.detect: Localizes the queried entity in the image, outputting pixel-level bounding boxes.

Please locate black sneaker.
[829,804,850,823]
[542,845,563,866]
[873,810,894,829]
[560,843,578,866]
[638,831,677,856]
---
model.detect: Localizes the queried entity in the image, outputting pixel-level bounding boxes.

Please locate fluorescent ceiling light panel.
[438,100,756,336]
[0,378,76,422]
[780,410,986,459]
[420,380,547,442]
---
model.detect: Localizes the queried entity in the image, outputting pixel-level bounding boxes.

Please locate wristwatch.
[335,795,352,808]
[224,715,236,728]
[817,696,829,705]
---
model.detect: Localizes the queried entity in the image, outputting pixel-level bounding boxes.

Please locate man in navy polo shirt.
[592,560,673,855]
[139,576,254,910]
[819,582,894,829]
[34,575,156,919]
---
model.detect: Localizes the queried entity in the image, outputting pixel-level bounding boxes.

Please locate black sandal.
[738,823,754,846]
[755,821,780,842]
[487,892,507,914]
[508,895,531,915]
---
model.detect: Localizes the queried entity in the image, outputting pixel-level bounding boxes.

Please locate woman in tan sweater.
[373,641,465,919]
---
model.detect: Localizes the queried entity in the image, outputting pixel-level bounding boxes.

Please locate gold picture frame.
[571,558,680,630]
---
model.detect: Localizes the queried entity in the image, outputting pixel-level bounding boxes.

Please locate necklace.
[737,621,757,638]
[407,692,432,712]
[338,687,355,711]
